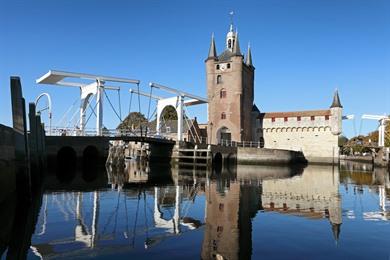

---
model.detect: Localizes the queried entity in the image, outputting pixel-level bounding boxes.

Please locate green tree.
[117,112,148,130]
[338,135,348,147]
[161,105,178,120]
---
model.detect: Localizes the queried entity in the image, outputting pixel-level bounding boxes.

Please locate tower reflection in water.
[3,159,389,259]
[201,165,342,260]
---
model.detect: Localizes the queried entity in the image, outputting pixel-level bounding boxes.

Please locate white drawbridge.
[36,70,140,136]
[361,114,389,147]
[36,70,208,140]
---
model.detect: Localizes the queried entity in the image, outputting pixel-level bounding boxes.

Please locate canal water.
[1,161,389,259]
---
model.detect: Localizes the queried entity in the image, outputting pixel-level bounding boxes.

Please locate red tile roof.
[261,109,330,119]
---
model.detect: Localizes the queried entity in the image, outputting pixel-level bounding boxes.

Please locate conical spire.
[331,223,341,246]
[245,43,253,67]
[330,89,343,108]
[232,32,241,56]
[207,33,217,60]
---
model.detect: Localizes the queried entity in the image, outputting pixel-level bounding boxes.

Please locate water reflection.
[340,161,390,222]
[1,160,389,259]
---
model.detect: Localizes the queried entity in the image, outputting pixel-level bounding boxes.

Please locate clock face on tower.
[220,63,227,71]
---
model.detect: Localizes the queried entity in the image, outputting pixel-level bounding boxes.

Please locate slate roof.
[330,90,343,108]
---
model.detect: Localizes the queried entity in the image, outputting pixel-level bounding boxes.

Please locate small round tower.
[330,90,343,135]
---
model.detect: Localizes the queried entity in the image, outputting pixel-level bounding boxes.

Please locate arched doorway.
[216,126,231,144]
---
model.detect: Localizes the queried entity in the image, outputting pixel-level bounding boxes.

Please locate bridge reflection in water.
[1,161,389,259]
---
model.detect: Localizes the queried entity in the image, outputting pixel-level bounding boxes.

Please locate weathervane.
[229,11,234,27]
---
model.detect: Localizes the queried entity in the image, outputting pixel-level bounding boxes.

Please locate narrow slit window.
[217,75,222,84]
[220,89,226,98]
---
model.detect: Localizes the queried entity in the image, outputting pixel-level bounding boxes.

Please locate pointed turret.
[207,33,217,60]
[245,44,253,67]
[330,89,343,135]
[331,223,341,246]
[232,32,241,56]
[330,89,343,108]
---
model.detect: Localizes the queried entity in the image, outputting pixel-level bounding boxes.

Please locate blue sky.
[0,0,389,137]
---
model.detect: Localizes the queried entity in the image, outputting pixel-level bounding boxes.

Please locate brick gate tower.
[205,23,255,144]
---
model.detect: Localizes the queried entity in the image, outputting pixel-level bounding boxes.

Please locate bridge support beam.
[79,80,104,136]
[177,95,184,142]
[379,119,385,147]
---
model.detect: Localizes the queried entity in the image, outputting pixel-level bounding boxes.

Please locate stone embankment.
[237,147,307,165]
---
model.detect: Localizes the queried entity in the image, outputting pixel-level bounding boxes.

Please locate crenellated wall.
[254,110,340,163]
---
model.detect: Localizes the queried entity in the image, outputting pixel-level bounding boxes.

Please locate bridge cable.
[148,106,157,122]
[84,99,100,129]
[124,194,130,241]
[183,105,201,143]
[143,190,150,245]
[146,86,154,136]
[131,189,141,247]
[112,192,121,235]
[57,97,79,127]
[103,89,123,122]
[136,83,142,136]
[352,116,357,137]
[128,91,133,116]
[358,119,364,136]
[118,89,122,121]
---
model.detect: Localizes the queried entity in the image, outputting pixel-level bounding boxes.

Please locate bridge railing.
[44,126,168,139]
[218,139,264,148]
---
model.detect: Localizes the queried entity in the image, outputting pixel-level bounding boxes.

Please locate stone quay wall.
[236,147,307,165]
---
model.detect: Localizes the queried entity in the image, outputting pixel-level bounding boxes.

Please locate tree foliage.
[338,135,348,147]
[161,105,178,120]
[117,112,148,130]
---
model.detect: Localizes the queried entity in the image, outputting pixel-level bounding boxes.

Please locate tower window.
[221,112,226,119]
[227,63,231,69]
[228,39,232,49]
[217,75,222,84]
[216,64,220,70]
[325,115,329,120]
[311,116,315,121]
[220,89,226,98]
